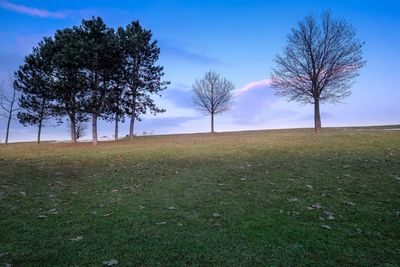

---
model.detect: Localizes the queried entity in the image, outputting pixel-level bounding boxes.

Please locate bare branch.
[271,11,365,105]
[192,71,234,116]
[192,71,234,132]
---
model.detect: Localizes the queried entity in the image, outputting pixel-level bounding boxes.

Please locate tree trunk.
[314,98,322,133]
[5,111,12,145]
[211,113,214,133]
[114,114,119,141]
[129,100,136,140]
[92,113,98,145]
[70,115,77,143]
[37,118,43,144]
[129,112,135,140]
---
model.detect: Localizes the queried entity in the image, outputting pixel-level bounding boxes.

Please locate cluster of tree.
[13,17,169,145]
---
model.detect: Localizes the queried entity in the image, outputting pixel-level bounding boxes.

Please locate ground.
[0,127,399,266]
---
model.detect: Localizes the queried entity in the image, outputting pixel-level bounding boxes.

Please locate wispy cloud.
[235,79,271,96]
[160,42,222,65]
[163,87,193,109]
[0,0,67,19]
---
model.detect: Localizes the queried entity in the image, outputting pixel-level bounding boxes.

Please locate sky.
[0,0,399,142]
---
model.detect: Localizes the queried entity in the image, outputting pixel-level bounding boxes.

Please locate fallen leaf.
[306,184,313,189]
[168,206,176,210]
[240,178,247,181]
[343,201,356,206]
[156,221,167,225]
[70,236,83,242]
[138,205,145,210]
[38,215,47,218]
[288,197,298,202]
[102,259,118,266]
[308,203,322,210]
[103,212,113,217]
[20,191,26,196]
[212,213,221,218]
[321,224,332,230]
[324,211,335,220]
[327,214,335,220]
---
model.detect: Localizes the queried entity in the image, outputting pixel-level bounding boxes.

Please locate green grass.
[0,127,400,266]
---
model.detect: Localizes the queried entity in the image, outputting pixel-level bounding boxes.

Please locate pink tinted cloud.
[0,0,67,19]
[235,79,271,96]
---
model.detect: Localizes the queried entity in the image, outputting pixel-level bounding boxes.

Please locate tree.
[15,38,56,144]
[271,11,365,133]
[79,17,122,145]
[79,17,108,145]
[192,70,234,133]
[102,33,125,142]
[118,21,169,140]
[51,27,88,143]
[108,81,125,141]
[75,121,88,140]
[0,78,19,144]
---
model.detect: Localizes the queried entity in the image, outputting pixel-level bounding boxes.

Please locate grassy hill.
[0,127,399,266]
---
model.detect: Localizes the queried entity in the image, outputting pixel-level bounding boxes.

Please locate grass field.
[1,127,400,266]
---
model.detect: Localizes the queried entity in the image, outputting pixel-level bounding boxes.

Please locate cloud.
[163,87,193,109]
[0,0,67,19]
[235,79,271,96]
[160,42,222,65]
[139,116,200,129]
[228,82,279,125]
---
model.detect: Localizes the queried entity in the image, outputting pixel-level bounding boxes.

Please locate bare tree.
[0,79,19,144]
[68,120,87,140]
[192,71,234,133]
[76,121,88,140]
[271,11,365,132]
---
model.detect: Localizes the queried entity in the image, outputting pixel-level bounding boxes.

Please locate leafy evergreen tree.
[14,38,57,144]
[51,27,88,142]
[80,17,122,145]
[118,21,169,140]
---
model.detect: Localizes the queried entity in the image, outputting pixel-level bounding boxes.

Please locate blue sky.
[0,0,399,142]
